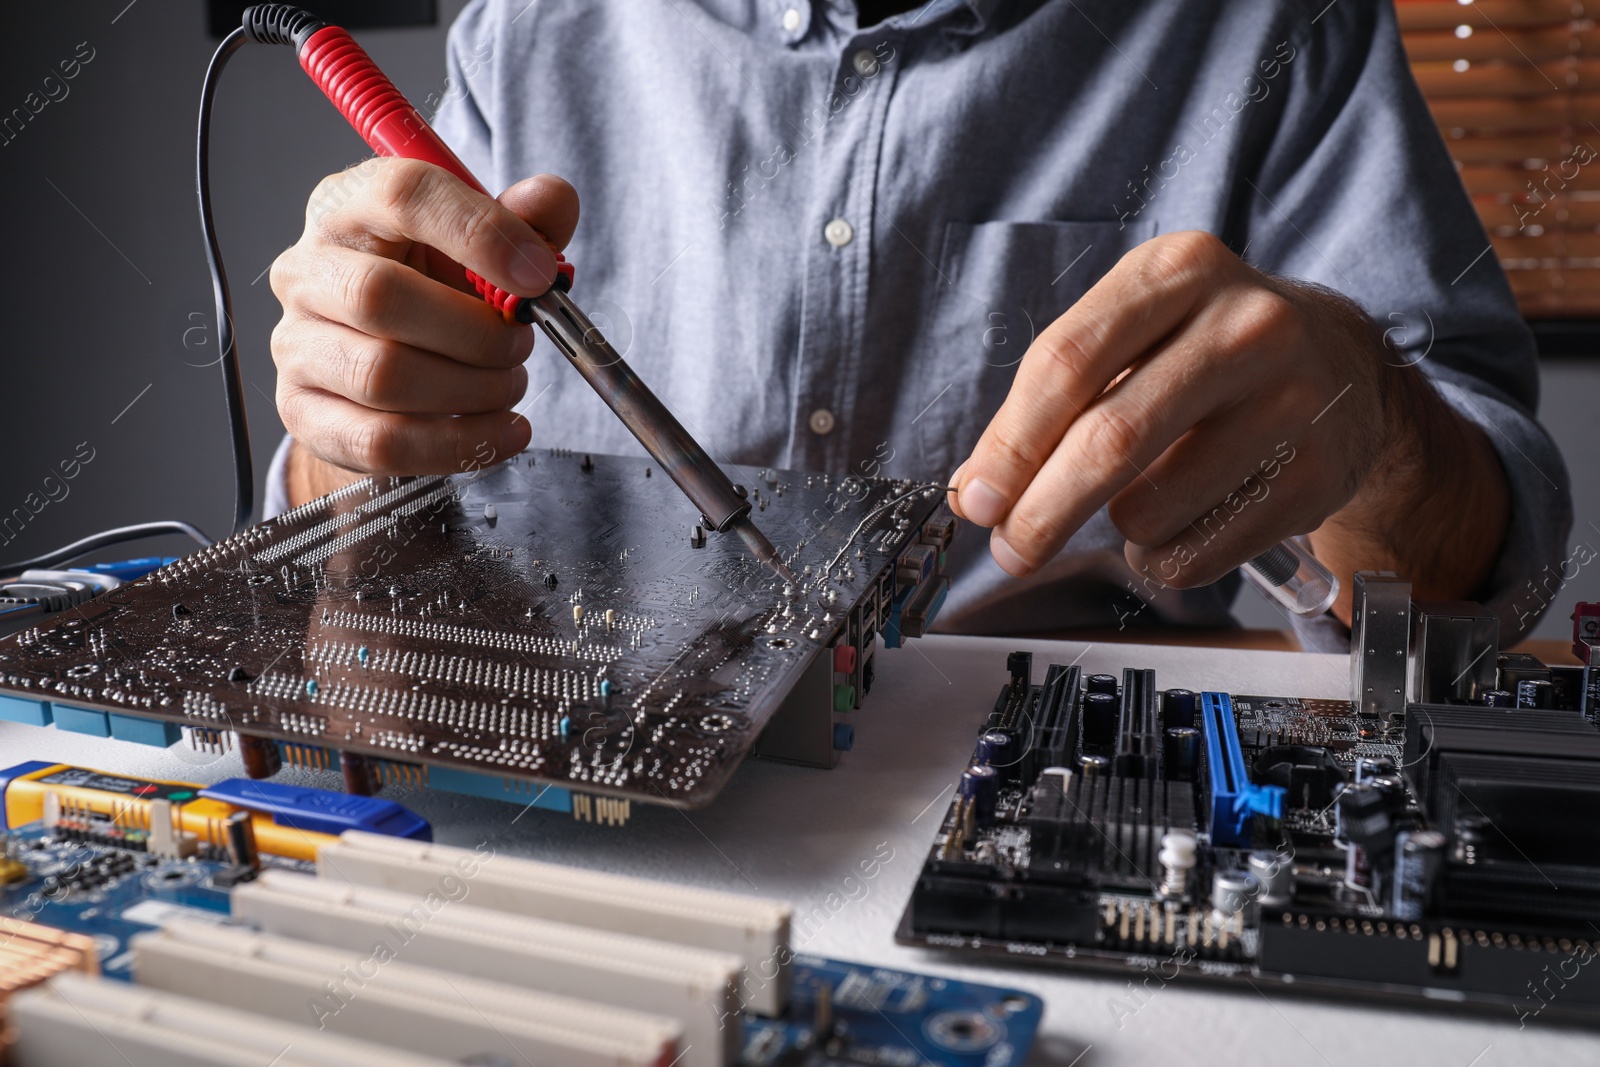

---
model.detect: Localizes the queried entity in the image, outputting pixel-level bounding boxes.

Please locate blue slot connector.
[1199,692,1284,846]
[427,765,572,813]
[200,778,431,840]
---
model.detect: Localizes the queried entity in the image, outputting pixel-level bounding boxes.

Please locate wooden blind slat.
[1403,25,1597,63]
[1395,0,1583,33]
[1429,93,1600,131]
[1476,196,1600,228]
[1413,59,1600,97]
[1461,163,1600,195]
[1444,132,1583,164]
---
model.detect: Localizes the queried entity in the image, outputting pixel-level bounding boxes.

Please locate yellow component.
[1,764,336,863]
[0,857,26,885]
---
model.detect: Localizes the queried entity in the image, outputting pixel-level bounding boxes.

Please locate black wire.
[0,522,213,575]
[0,30,257,579]
[199,26,254,535]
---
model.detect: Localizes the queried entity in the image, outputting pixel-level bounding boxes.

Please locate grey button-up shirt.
[268,0,1573,647]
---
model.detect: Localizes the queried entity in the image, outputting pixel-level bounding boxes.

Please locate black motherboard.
[0,451,953,812]
[898,587,1600,1026]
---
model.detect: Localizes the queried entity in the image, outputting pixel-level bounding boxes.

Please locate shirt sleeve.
[429,0,499,187]
[1243,2,1573,645]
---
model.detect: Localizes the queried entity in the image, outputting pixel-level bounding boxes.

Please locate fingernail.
[508,240,556,291]
[990,532,1033,577]
[959,478,1008,527]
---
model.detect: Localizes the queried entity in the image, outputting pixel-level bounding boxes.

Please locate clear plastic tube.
[1243,537,1339,617]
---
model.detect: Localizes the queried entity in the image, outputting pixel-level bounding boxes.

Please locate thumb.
[498,173,581,254]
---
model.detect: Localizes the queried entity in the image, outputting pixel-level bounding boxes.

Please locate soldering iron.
[202,4,794,583]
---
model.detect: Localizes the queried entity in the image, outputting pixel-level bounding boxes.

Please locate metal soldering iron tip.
[731,517,797,584]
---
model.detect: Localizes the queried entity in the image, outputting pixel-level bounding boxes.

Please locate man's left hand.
[947,230,1509,622]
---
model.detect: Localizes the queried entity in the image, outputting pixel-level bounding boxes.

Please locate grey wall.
[0,0,466,564]
[3,1,1597,643]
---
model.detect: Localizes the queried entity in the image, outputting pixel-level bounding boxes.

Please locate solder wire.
[814,483,950,587]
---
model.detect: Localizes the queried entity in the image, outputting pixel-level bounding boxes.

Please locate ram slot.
[9,972,451,1067]
[319,829,793,1015]
[132,921,679,1067]
[232,870,740,1067]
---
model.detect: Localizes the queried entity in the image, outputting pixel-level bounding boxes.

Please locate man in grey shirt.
[263,0,1572,647]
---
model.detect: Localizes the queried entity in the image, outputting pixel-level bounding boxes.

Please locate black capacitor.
[1391,829,1446,920]
[1086,673,1119,696]
[1163,726,1200,782]
[1077,753,1111,777]
[975,730,1012,768]
[1367,771,1406,812]
[1482,689,1514,708]
[1083,691,1119,747]
[1161,688,1197,730]
[1335,782,1392,847]
[959,764,1000,826]
[1517,679,1553,709]
[1353,755,1396,785]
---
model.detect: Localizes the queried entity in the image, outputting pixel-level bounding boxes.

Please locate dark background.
[1,0,1596,640]
[0,0,466,565]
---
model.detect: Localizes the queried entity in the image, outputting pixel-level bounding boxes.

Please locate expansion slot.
[320,829,793,1015]
[8,972,453,1067]
[231,870,742,1067]
[133,921,680,1067]
[1198,692,1284,846]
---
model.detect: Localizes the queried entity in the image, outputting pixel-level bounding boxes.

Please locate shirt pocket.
[914,219,1158,478]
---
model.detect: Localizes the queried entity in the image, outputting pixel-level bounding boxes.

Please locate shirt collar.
[761,0,1003,43]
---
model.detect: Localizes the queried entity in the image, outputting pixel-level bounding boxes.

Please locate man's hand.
[948,231,1510,624]
[269,158,580,504]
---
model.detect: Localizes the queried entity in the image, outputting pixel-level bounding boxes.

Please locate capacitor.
[1353,755,1396,785]
[224,811,259,875]
[1076,753,1111,778]
[1482,689,1514,708]
[1391,829,1446,920]
[1247,850,1293,907]
[1211,869,1260,917]
[1161,688,1197,730]
[1343,841,1373,891]
[1158,831,1197,899]
[1516,679,1553,709]
[1086,673,1119,697]
[1335,781,1391,846]
[975,731,1012,768]
[1083,691,1119,747]
[1163,726,1200,782]
[1367,771,1406,812]
[959,764,1000,826]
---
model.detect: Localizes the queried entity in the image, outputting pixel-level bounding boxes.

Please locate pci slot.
[232,870,742,1067]
[9,972,453,1067]
[1199,692,1284,847]
[320,830,792,1016]
[133,921,680,1067]
[1115,668,1159,779]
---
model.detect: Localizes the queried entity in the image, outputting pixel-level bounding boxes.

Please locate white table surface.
[2,633,1594,1065]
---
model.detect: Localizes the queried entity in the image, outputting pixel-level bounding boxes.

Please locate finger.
[421,173,583,294]
[278,382,532,476]
[276,319,530,415]
[498,174,580,250]
[1123,470,1328,589]
[317,157,560,296]
[1108,415,1298,549]
[284,245,534,368]
[954,231,1239,528]
[988,320,1247,575]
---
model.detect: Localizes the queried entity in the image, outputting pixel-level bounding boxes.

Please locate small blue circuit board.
[2,823,1043,1065]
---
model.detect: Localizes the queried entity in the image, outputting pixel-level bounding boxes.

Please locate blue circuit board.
[2,823,1042,1066]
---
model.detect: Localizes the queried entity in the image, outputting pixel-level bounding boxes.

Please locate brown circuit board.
[0,450,954,810]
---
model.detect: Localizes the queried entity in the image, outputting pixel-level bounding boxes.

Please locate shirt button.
[781,7,802,32]
[823,218,854,247]
[852,48,880,77]
[808,408,836,435]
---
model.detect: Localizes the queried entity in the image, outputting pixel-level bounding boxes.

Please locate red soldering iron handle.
[296,25,572,319]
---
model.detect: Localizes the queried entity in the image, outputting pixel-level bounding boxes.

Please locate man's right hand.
[269,158,580,502]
